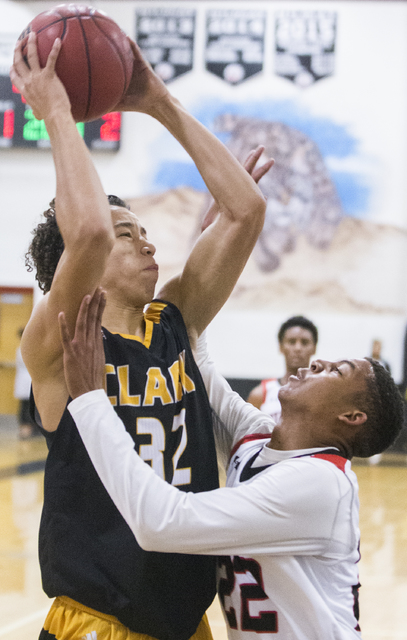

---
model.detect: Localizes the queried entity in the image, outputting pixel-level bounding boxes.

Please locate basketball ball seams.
[60,19,68,41]
[91,17,129,91]
[77,17,93,120]
[18,4,134,122]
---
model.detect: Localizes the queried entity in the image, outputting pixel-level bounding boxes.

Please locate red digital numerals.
[2,110,14,138]
[100,112,121,141]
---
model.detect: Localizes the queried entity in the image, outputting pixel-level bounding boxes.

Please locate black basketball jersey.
[35,301,218,640]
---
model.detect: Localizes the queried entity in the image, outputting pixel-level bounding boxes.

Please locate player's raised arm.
[11,35,114,394]
[117,41,273,338]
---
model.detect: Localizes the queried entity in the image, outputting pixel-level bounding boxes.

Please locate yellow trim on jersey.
[110,319,153,348]
[145,301,168,324]
[106,302,167,350]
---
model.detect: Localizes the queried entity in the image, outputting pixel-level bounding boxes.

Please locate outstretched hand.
[10,32,71,122]
[58,288,107,400]
[201,145,274,232]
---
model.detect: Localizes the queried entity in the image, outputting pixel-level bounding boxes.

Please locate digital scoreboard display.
[0,74,122,151]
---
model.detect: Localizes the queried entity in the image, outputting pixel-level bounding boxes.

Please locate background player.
[370,338,391,373]
[10,33,272,640]
[247,315,318,421]
[59,288,404,640]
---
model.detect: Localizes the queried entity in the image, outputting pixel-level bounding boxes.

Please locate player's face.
[279,327,316,374]
[101,207,158,305]
[279,358,373,420]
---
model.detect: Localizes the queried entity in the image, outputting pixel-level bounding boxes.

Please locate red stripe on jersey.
[230,433,272,461]
[311,453,347,472]
[260,380,269,404]
[261,378,277,404]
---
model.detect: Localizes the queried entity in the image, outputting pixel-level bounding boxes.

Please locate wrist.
[68,388,108,410]
[43,107,75,132]
[146,92,184,123]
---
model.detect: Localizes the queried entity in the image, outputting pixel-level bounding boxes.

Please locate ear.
[338,410,367,427]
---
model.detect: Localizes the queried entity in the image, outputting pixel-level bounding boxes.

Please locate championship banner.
[275,11,336,87]
[205,9,266,84]
[135,7,196,83]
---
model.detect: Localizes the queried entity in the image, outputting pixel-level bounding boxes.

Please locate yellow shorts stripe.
[41,596,213,640]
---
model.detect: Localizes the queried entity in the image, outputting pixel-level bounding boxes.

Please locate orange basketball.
[19,4,134,122]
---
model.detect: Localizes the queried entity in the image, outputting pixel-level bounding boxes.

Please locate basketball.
[18,4,134,122]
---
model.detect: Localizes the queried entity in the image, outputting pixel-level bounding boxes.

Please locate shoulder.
[247,383,263,408]
[155,274,182,311]
[255,455,358,547]
[145,299,183,324]
[263,378,280,392]
[148,298,190,336]
[276,454,356,502]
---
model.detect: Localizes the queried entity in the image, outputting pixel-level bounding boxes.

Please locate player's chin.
[143,274,158,297]
[143,268,159,285]
[279,378,298,397]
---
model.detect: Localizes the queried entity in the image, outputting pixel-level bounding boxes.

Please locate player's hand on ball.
[114,39,170,115]
[10,32,71,122]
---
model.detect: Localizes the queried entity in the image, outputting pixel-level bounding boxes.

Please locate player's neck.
[102,300,146,339]
[269,416,350,457]
[268,415,332,452]
[268,422,314,451]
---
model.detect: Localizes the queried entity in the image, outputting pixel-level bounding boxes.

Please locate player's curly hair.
[25,195,129,294]
[278,315,318,345]
[351,358,405,457]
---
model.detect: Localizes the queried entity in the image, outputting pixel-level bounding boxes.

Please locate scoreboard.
[0,74,122,151]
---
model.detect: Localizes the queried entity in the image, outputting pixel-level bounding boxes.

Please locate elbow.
[133,528,162,553]
[247,193,266,235]
[98,223,115,254]
[79,222,114,257]
[255,191,267,219]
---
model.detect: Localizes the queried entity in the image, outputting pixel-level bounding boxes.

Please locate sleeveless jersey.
[34,301,218,640]
[260,378,282,422]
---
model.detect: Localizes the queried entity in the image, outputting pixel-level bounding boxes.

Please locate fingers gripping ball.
[19,4,134,122]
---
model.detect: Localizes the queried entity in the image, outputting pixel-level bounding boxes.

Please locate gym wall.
[1,0,406,382]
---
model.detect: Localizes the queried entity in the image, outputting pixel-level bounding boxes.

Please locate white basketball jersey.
[259,378,282,422]
[220,436,362,640]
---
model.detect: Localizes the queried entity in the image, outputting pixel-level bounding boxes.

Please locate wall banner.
[205,9,266,85]
[135,7,196,83]
[275,10,336,87]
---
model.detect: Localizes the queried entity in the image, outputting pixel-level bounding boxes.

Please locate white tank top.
[260,378,282,422]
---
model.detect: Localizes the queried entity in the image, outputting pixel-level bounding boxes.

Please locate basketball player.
[10,35,273,640]
[60,288,404,640]
[247,315,318,422]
